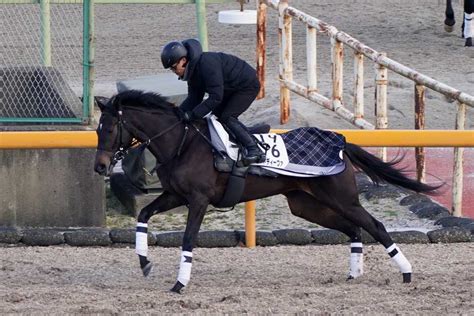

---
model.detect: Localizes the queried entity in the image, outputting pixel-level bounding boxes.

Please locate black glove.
[182,111,195,123]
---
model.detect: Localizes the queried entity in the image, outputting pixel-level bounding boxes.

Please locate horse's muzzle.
[94,162,108,176]
[94,150,113,176]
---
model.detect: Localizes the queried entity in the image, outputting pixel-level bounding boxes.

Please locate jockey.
[160,39,266,165]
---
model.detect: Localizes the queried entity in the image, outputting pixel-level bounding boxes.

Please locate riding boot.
[223,117,266,165]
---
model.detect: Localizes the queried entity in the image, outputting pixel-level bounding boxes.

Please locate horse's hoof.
[444,18,455,33]
[465,38,473,47]
[141,262,153,277]
[444,24,454,33]
[402,273,411,283]
[346,275,355,281]
[170,281,185,294]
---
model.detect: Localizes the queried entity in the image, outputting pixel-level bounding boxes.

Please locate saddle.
[211,121,277,208]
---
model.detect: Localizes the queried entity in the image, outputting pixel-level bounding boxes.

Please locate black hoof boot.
[170,281,185,294]
[141,262,153,277]
[139,255,153,277]
[402,273,412,283]
[466,37,473,47]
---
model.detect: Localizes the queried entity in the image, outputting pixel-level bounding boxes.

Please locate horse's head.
[93,90,179,175]
[93,95,134,176]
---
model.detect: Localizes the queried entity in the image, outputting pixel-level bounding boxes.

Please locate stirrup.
[241,151,266,166]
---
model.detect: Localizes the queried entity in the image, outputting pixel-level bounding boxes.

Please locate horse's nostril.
[95,164,107,175]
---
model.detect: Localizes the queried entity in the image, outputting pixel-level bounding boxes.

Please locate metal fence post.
[195,0,209,52]
[415,84,426,182]
[245,200,256,248]
[353,52,364,119]
[279,0,291,124]
[256,0,266,99]
[331,37,343,111]
[452,102,466,217]
[40,0,51,67]
[82,0,94,124]
[375,52,388,161]
[306,25,317,93]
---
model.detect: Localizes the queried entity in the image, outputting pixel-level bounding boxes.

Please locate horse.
[93,90,441,294]
[445,0,473,46]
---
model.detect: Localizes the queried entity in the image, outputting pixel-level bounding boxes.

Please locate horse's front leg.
[445,0,456,32]
[136,191,186,277]
[170,197,208,294]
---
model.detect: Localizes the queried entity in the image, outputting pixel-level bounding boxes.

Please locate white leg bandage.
[135,222,148,257]
[177,251,193,286]
[349,242,364,278]
[465,13,474,38]
[386,244,412,274]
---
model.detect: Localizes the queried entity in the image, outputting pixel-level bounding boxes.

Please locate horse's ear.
[95,96,110,112]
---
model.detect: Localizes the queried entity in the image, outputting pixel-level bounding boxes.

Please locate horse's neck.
[128,111,183,163]
[146,118,209,165]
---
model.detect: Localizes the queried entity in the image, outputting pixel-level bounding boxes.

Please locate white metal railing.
[257,0,474,216]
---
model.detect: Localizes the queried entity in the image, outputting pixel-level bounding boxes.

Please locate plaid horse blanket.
[259,127,346,177]
[208,115,346,177]
[281,127,345,167]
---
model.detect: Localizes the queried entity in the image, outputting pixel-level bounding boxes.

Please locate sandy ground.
[0,244,473,314]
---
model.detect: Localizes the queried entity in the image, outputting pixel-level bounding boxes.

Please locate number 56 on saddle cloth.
[207,115,346,177]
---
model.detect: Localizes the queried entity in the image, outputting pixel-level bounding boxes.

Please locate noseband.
[109,110,135,167]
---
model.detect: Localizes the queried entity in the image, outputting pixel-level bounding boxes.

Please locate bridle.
[108,108,187,168]
[108,110,135,166]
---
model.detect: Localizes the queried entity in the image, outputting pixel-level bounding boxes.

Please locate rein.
[188,122,225,159]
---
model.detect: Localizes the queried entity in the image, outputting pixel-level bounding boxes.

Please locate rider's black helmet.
[161,41,188,69]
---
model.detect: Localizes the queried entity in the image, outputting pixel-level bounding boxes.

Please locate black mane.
[110,90,175,113]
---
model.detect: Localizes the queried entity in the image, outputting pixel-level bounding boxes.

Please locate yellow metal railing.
[2,130,474,149]
[2,129,474,247]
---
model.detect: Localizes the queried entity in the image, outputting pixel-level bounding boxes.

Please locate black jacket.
[180,51,259,118]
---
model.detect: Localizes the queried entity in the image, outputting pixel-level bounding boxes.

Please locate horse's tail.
[344,142,442,194]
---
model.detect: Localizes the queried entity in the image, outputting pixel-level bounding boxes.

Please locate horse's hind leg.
[331,201,412,282]
[343,203,412,283]
[285,191,364,279]
[308,172,413,283]
[135,191,186,277]
[464,1,474,46]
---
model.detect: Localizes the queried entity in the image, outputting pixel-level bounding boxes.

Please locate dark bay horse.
[94,90,441,294]
[445,0,473,46]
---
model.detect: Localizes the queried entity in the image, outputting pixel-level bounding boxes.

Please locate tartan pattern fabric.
[280,127,346,167]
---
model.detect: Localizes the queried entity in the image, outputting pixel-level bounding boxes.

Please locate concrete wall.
[0,148,105,228]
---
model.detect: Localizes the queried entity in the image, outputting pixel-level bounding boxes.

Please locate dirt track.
[0,244,473,314]
[1,0,474,314]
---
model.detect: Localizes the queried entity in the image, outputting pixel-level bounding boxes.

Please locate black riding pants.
[212,80,260,124]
